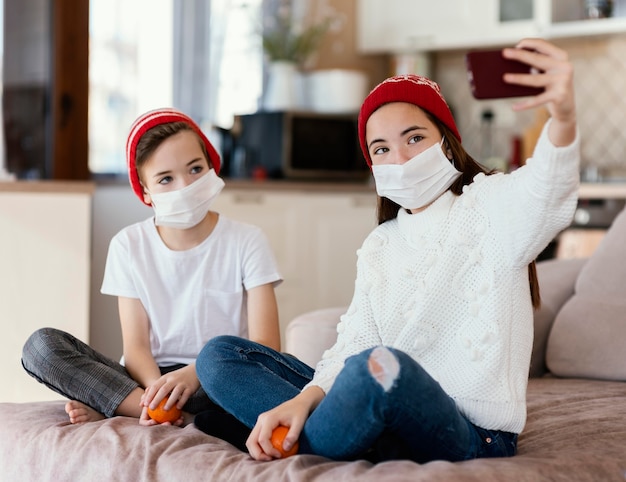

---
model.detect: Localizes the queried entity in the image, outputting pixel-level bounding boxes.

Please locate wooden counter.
[219,179,626,198]
[2,179,624,198]
[222,178,376,194]
[0,179,95,194]
[578,182,626,199]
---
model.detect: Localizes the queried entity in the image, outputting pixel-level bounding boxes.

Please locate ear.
[142,185,152,205]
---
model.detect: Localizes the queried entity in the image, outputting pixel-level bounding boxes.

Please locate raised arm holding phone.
[195,38,580,464]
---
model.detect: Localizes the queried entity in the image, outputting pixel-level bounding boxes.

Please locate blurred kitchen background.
[3,0,626,393]
[1,0,625,182]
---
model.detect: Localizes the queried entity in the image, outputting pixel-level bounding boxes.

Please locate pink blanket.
[2,377,626,481]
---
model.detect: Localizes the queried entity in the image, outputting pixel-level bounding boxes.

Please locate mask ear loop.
[441,135,455,166]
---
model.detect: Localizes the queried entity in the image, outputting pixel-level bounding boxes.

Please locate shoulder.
[216,214,266,239]
[110,217,155,245]
[455,171,521,214]
[461,172,504,197]
[357,219,399,255]
[214,215,274,256]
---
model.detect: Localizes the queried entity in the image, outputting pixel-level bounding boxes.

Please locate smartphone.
[465,48,544,100]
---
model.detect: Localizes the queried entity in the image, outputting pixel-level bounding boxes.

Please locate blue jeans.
[196,335,517,463]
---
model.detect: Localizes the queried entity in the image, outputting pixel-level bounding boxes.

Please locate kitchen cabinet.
[211,186,377,343]
[356,0,494,52]
[357,0,626,53]
[1,181,94,402]
[556,183,626,259]
[546,0,626,38]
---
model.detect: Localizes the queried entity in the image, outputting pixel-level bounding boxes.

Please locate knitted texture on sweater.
[307,121,580,434]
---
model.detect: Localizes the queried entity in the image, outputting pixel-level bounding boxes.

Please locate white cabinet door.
[357,0,501,52]
[358,0,626,53]
[307,193,377,308]
[211,190,303,341]
[357,0,434,53]
[546,0,626,38]
[212,188,377,345]
[2,187,93,403]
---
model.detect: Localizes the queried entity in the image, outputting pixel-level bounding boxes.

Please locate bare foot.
[65,400,105,424]
[182,411,194,427]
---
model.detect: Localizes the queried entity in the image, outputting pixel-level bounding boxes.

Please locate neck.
[156,211,218,250]
[408,192,445,214]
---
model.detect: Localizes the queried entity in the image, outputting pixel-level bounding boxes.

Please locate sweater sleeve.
[471,119,580,268]
[303,233,384,394]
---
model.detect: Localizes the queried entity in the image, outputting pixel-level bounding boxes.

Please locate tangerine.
[270,425,299,458]
[147,396,182,424]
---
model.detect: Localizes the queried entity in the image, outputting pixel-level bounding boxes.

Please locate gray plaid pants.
[21,327,213,417]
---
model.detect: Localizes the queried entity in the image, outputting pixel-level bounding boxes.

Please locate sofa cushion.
[530,258,586,378]
[285,307,344,367]
[546,205,626,380]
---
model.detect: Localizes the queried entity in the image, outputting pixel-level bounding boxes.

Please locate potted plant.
[262,6,329,66]
[261,0,330,111]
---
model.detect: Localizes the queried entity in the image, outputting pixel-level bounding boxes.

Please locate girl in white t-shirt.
[22,109,282,431]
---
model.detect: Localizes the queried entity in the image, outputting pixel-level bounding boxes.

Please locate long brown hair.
[374,110,541,309]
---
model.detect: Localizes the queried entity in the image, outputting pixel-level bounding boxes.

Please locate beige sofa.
[2,208,626,481]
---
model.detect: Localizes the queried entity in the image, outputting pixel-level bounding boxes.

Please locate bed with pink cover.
[4,208,626,481]
[2,377,626,481]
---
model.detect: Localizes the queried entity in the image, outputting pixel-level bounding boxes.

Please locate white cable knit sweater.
[307,121,580,434]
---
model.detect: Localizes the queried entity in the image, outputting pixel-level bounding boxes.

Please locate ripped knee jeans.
[299,346,518,463]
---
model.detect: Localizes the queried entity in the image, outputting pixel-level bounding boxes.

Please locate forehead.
[366,102,434,135]
[141,131,207,172]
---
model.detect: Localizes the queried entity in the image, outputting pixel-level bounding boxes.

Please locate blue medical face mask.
[148,169,225,229]
[371,137,461,210]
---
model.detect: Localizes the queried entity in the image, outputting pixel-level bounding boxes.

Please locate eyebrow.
[152,169,171,179]
[368,125,427,149]
[151,157,204,179]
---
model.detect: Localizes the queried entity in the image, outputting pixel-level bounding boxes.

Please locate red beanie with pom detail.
[126,108,221,205]
[358,75,461,167]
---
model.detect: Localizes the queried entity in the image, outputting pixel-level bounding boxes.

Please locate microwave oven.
[231,111,370,181]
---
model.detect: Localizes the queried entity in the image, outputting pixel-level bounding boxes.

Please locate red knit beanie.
[358,74,461,166]
[126,108,221,205]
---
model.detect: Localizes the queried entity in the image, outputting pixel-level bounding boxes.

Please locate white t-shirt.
[101,214,282,366]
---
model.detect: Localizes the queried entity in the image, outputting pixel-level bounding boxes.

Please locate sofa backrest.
[285,307,345,367]
[545,205,626,381]
[530,257,587,378]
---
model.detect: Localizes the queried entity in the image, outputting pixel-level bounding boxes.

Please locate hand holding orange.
[270,425,299,458]
[147,396,182,424]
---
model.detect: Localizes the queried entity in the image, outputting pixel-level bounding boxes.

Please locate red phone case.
[465,49,544,100]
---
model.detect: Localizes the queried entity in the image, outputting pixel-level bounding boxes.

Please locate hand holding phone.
[465,48,544,100]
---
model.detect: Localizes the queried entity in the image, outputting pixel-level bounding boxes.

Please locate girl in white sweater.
[196,38,580,462]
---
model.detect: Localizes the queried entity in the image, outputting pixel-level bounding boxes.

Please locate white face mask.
[148,169,225,229]
[372,138,461,210]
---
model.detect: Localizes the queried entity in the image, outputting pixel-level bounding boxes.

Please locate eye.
[190,164,204,174]
[372,146,389,156]
[158,175,173,185]
[408,134,424,145]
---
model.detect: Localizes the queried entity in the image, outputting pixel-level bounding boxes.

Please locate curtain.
[172,0,222,127]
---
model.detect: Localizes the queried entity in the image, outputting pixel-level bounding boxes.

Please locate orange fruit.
[147,396,182,424]
[270,425,299,458]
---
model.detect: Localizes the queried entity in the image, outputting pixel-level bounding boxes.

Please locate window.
[88,0,262,176]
